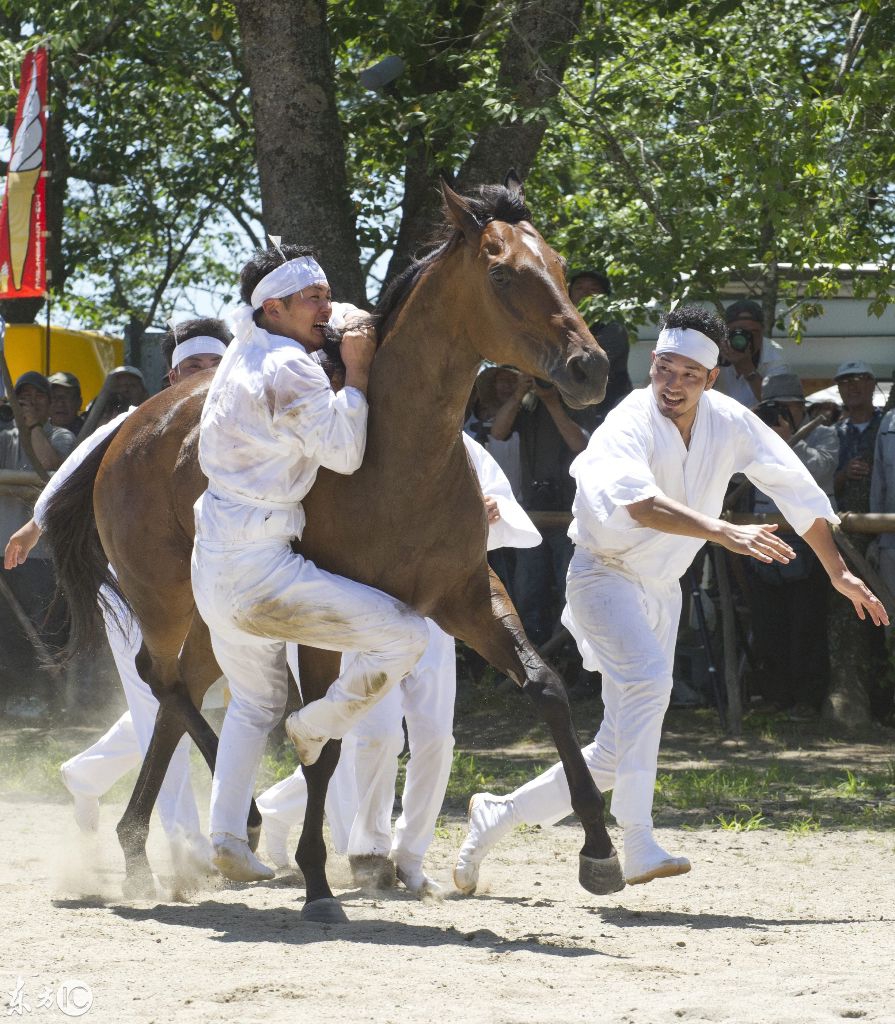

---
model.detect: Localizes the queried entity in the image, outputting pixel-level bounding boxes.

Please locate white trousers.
[257,619,456,868]
[60,591,202,842]
[192,537,428,840]
[507,549,681,830]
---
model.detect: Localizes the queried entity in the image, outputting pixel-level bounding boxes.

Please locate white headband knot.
[170,336,228,369]
[655,327,718,371]
[250,256,328,310]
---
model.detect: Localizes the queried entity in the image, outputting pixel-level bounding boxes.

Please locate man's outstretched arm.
[628,496,888,626]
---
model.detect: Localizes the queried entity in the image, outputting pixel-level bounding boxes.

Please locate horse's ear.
[504,169,525,202]
[441,180,482,242]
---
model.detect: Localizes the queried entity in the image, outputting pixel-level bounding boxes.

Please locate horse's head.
[441,175,609,408]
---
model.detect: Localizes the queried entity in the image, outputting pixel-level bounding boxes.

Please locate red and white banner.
[0,47,48,299]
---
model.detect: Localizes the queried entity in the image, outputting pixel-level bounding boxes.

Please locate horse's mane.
[374,183,532,338]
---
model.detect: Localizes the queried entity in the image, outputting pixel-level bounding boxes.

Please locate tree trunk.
[234,0,367,306]
[381,125,451,289]
[384,0,585,289]
[456,0,584,190]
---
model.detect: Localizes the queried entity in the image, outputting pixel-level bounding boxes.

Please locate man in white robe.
[257,434,541,896]
[453,305,887,894]
[191,244,428,882]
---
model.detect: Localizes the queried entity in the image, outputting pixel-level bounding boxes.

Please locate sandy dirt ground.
[2,788,894,1024]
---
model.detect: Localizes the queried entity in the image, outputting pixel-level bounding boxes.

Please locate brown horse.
[44,177,620,921]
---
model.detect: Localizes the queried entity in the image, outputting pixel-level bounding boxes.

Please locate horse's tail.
[42,424,129,660]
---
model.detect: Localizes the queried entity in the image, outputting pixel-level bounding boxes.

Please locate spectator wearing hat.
[48,371,85,434]
[568,271,632,427]
[833,361,882,507]
[106,365,148,407]
[1,372,76,476]
[715,299,785,408]
[0,372,76,718]
[747,371,839,717]
[828,360,888,723]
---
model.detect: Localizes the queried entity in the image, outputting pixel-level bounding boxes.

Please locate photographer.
[715,299,785,408]
[746,372,839,718]
[490,371,593,646]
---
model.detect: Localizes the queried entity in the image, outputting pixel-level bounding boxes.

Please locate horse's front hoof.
[579,852,625,895]
[122,870,161,900]
[301,897,348,924]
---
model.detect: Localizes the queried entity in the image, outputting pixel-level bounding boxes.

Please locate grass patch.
[715,809,766,832]
[259,740,300,789]
[653,763,895,831]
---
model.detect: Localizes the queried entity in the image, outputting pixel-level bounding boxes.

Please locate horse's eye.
[490,265,510,286]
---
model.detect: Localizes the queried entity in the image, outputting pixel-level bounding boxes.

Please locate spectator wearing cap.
[747,371,839,718]
[48,372,85,434]
[714,299,786,408]
[568,271,632,427]
[833,361,882,507]
[0,372,76,718]
[106,365,148,407]
[1,372,76,475]
[828,360,888,723]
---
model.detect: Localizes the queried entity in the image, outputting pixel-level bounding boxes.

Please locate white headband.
[170,336,227,369]
[250,256,328,310]
[655,327,718,371]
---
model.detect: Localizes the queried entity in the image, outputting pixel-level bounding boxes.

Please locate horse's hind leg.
[442,570,622,896]
[116,688,190,897]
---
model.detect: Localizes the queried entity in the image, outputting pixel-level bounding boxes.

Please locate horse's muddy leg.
[444,571,623,896]
[116,690,189,897]
[296,738,347,923]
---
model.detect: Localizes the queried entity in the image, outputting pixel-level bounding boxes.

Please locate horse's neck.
[367,265,480,468]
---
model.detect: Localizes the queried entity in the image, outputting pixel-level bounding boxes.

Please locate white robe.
[504,385,838,832]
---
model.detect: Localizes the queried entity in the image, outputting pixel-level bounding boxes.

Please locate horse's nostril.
[570,358,588,385]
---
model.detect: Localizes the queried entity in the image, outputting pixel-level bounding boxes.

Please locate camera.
[755,401,794,429]
[0,401,14,424]
[728,328,753,353]
[528,478,564,511]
